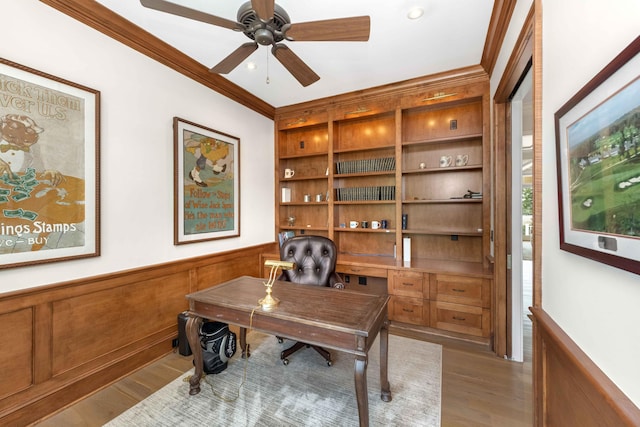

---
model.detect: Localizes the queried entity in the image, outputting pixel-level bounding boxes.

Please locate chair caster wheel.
[277,337,284,343]
[283,358,289,366]
[327,360,332,367]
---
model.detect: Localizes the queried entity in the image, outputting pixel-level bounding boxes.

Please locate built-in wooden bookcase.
[332,112,397,257]
[401,97,485,263]
[278,123,329,236]
[274,73,493,344]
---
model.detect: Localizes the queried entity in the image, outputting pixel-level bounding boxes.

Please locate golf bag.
[199,321,237,374]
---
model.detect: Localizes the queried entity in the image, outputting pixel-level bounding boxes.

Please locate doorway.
[508,68,533,362]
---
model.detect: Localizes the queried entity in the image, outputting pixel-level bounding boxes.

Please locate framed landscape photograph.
[174,117,240,244]
[555,36,640,275]
[0,58,100,269]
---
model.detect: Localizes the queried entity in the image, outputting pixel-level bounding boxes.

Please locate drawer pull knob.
[402,308,414,313]
[452,288,465,293]
[452,316,466,321]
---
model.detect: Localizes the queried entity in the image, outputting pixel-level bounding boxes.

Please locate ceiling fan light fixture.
[140,0,370,87]
[407,7,424,20]
[246,61,258,70]
[254,28,274,45]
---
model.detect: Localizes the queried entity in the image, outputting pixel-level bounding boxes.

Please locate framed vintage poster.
[174,117,240,244]
[0,58,100,269]
[555,36,640,275]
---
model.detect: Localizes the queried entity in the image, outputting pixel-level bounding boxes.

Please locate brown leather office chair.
[276,235,344,366]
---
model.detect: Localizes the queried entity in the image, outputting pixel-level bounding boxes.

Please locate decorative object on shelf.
[174,117,240,244]
[450,190,482,200]
[439,155,452,167]
[463,190,482,199]
[0,58,100,269]
[361,221,369,228]
[281,187,291,203]
[287,216,296,226]
[403,237,412,263]
[381,219,389,229]
[349,221,359,228]
[455,154,469,166]
[555,36,640,275]
[284,168,295,178]
[259,259,295,311]
[315,193,323,202]
[371,221,381,230]
[402,214,408,230]
[419,162,426,169]
[303,194,311,202]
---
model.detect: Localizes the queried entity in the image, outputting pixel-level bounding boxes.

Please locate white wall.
[542,1,640,406]
[1,1,274,293]
[491,0,640,407]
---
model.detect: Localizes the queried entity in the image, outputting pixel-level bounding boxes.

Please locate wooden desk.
[185,276,391,427]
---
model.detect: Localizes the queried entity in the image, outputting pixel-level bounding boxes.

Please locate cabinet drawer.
[430,301,490,337]
[431,274,490,308]
[337,264,388,278]
[389,296,429,326]
[389,271,427,298]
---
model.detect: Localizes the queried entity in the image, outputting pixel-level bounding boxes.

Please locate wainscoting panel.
[0,243,274,425]
[51,270,190,375]
[0,307,33,400]
[532,307,640,426]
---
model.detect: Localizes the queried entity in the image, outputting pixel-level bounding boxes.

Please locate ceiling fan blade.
[210,43,259,74]
[140,0,243,31]
[284,16,370,41]
[251,0,275,22]
[271,44,320,87]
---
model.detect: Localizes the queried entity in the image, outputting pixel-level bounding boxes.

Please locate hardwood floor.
[34,323,532,427]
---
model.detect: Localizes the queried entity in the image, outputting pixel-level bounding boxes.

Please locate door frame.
[492,6,535,358]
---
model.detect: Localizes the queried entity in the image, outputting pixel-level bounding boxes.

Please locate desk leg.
[240,327,250,358]
[186,315,203,395]
[354,355,368,427]
[379,322,392,402]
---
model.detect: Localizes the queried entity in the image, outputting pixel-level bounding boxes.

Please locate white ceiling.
[96,0,494,108]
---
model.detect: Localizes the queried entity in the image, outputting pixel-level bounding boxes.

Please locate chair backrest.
[279,236,338,287]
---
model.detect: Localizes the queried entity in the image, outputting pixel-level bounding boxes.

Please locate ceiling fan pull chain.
[266,48,270,84]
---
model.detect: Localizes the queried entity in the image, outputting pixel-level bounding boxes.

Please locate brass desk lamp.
[259,260,295,311]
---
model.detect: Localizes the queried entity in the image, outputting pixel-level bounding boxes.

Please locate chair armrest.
[329,272,345,289]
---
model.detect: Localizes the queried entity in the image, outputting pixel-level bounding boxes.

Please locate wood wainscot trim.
[0,243,273,425]
[531,307,640,426]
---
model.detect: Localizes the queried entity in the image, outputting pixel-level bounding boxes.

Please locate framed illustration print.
[555,36,640,275]
[0,58,100,269]
[174,117,240,244]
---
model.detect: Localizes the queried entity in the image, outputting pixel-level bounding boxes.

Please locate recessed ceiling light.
[246,62,257,70]
[407,7,424,20]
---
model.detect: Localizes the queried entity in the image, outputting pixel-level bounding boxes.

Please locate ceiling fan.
[140,0,371,87]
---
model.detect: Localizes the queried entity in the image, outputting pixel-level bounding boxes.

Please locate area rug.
[105,332,441,426]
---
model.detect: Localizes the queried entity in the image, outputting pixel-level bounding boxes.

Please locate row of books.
[335,157,396,174]
[336,185,396,201]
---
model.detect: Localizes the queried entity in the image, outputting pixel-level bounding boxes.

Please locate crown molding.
[39,0,276,119]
